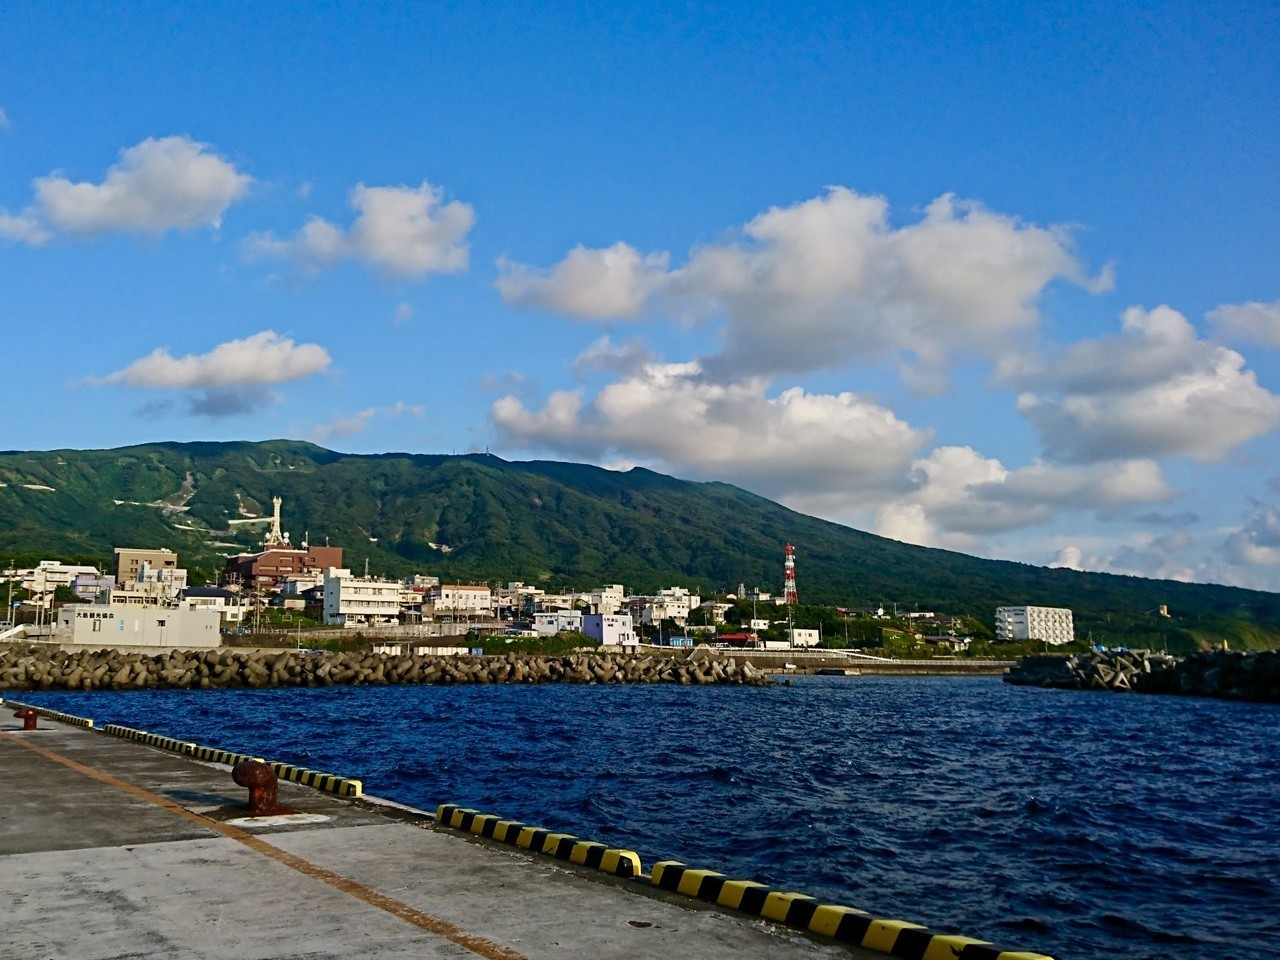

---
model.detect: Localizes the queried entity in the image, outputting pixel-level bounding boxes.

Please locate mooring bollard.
[232,759,292,816]
[13,709,38,731]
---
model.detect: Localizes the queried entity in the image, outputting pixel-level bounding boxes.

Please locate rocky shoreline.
[1006,649,1280,702]
[0,644,771,691]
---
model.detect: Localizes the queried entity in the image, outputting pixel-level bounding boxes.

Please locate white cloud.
[1224,506,1280,567]
[21,136,251,237]
[571,336,654,377]
[309,401,424,442]
[1209,299,1280,349]
[492,360,931,499]
[1047,536,1203,584]
[1007,306,1280,462]
[872,447,1172,549]
[0,211,51,245]
[498,188,1107,381]
[497,243,670,318]
[393,302,413,323]
[246,181,474,279]
[0,106,9,129]
[98,330,331,389]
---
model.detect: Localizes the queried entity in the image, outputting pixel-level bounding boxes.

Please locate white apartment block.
[995,606,1075,645]
[628,587,702,627]
[323,568,402,627]
[19,561,102,607]
[582,613,638,649]
[428,584,493,616]
[590,584,625,615]
[533,611,584,636]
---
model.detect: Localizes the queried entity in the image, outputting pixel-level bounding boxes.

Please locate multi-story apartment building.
[426,584,493,617]
[323,568,402,627]
[995,606,1074,645]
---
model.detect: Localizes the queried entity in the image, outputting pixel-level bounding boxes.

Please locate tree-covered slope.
[1,440,1277,647]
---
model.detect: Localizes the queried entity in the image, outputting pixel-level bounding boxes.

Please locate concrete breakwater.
[1006,649,1280,702]
[0,643,770,692]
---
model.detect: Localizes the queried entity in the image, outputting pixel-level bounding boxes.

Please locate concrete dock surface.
[1,715,876,960]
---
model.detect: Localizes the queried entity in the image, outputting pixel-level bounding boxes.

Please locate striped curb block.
[2,698,95,728]
[436,804,643,878]
[99,724,362,798]
[650,862,1053,960]
[185,744,265,767]
[267,760,363,798]
[102,724,195,754]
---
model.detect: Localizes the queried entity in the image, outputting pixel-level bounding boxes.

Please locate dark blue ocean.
[24,676,1280,960]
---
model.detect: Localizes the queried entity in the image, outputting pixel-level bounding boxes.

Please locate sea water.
[29,676,1280,959]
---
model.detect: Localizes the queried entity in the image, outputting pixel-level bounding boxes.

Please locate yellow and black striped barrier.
[102,724,195,754]
[650,862,1053,960]
[2,699,95,729]
[268,760,363,798]
[185,743,264,767]
[436,804,643,878]
[99,724,362,799]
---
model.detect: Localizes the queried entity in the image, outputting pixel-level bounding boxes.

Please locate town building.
[178,587,245,625]
[995,606,1075,645]
[426,584,494,618]
[589,584,625,615]
[225,544,344,591]
[788,628,820,647]
[222,496,343,590]
[18,560,102,607]
[533,611,584,636]
[114,548,180,584]
[697,600,733,625]
[56,605,221,649]
[322,568,402,627]
[70,572,115,602]
[626,587,701,628]
[582,613,638,649]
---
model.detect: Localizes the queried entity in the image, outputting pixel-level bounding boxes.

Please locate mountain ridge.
[1,439,1277,648]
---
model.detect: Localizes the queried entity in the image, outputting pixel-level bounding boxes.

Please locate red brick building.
[223,545,343,590]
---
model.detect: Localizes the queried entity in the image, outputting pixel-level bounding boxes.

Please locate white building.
[697,600,732,625]
[57,605,221,649]
[995,606,1074,645]
[788,628,820,647]
[590,584,625,615]
[323,567,402,627]
[627,587,702,628]
[533,611,584,636]
[19,560,102,607]
[582,613,638,649]
[427,584,493,617]
[178,587,245,625]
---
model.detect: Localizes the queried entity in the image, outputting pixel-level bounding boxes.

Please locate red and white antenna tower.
[783,543,799,605]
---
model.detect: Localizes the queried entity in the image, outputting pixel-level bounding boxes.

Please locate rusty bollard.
[231,759,292,816]
[13,709,38,731]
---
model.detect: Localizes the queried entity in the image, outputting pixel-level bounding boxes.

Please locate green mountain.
[2,439,1277,650]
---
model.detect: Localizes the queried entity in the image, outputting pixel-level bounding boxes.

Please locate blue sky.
[3,2,1279,589]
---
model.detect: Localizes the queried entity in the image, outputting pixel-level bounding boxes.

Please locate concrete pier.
[1,715,873,960]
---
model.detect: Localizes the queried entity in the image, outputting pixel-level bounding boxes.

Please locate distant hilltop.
[1,439,1278,650]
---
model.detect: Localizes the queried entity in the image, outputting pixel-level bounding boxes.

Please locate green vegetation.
[1,439,1278,650]
[472,631,597,656]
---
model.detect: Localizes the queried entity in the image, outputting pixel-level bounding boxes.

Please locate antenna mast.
[783,543,799,606]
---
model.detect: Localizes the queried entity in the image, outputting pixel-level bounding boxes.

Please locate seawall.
[0,644,770,692]
[1005,649,1280,702]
